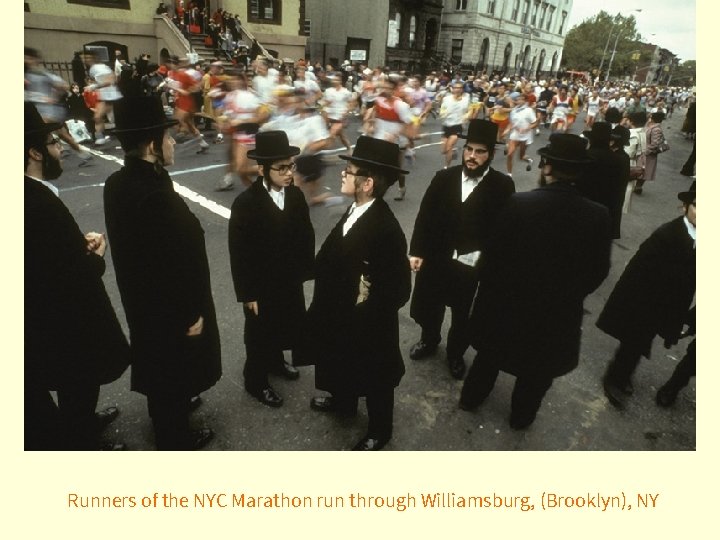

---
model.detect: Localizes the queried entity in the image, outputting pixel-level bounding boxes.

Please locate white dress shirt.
[343,199,375,236]
[265,181,285,210]
[453,168,490,267]
[684,216,696,249]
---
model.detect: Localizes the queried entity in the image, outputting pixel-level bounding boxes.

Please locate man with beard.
[408,119,515,380]
[460,133,611,429]
[25,103,129,450]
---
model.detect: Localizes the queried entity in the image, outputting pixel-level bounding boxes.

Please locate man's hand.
[187,316,204,336]
[409,256,424,272]
[85,232,107,257]
[244,301,259,316]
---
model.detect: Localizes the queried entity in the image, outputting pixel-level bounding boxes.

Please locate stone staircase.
[186,33,236,67]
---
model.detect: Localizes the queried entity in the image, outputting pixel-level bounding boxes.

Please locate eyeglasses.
[46,135,61,146]
[341,169,368,178]
[463,145,489,156]
[269,163,297,174]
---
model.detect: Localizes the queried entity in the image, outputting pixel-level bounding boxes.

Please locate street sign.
[350,49,367,61]
[521,25,540,37]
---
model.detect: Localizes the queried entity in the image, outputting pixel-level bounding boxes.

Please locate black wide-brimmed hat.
[111,95,178,133]
[612,125,631,146]
[628,111,648,127]
[677,181,696,204]
[339,136,409,174]
[583,122,612,143]
[537,133,593,164]
[246,130,301,161]
[604,107,622,124]
[459,119,498,147]
[25,102,62,139]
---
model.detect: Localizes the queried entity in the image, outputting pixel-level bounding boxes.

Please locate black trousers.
[461,348,554,424]
[662,339,696,392]
[242,305,288,393]
[681,141,696,174]
[147,392,192,450]
[333,386,395,441]
[25,381,101,450]
[605,340,649,384]
[419,262,478,361]
[24,381,60,451]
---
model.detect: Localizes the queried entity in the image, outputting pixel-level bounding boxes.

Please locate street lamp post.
[598,9,642,80]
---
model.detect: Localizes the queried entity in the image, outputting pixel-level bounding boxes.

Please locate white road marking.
[72,135,443,219]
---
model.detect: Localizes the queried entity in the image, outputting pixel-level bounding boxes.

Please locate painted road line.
[80,145,232,219]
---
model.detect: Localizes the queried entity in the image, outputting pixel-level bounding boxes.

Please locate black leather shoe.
[352,436,389,451]
[189,395,203,412]
[272,361,300,381]
[509,413,536,430]
[247,386,283,408]
[191,428,214,450]
[100,442,127,451]
[409,339,438,360]
[448,356,466,380]
[656,386,679,407]
[603,376,628,410]
[458,398,479,412]
[310,396,357,416]
[95,406,120,431]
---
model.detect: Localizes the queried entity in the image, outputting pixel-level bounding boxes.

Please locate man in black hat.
[104,95,221,450]
[301,136,411,450]
[228,131,315,408]
[598,182,696,410]
[25,103,129,450]
[578,122,629,239]
[460,133,611,429]
[407,119,515,380]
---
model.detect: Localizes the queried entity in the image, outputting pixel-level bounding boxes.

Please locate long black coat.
[25,177,129,390]
[301,199,411,396]
[104,158,221,397]
[228,178,314,349]
[596,216,695,356]
[470,182,611,378]
[579,145,629,239]
[409,165,515,323]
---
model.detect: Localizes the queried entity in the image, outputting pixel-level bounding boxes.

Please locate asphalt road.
[53,107,696,451]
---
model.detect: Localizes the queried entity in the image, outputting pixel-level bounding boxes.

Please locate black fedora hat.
[537,133,593,164]
[339,136,409,174]
[583,122,612,142]
[111,95,178,133]
[459,119,498,147]
[246,130,301,161]
[677,181,696,204]
[25,102,62,139]
[612,125,631,146]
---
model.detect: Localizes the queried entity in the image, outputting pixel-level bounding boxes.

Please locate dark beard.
[42,149,63,180]
[462,159,491,178]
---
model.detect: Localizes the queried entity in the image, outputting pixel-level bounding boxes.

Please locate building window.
[522,1,530,24]
[409,16,417,48]
[248,0,282,25]
[66,0,130,8]
[487,1,496,15]
[303,19,311,36]
[456,0,468,10]
[558,11,567,35]
[546,6,555,31]
[451,39,463,64]
[387,13,401,47]
[511,0,520,21]
[539,3,547,28]
[531,1,540,26]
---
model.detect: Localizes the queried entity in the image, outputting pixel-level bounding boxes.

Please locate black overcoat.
[470,182,611,378]
[103,158,221,397]
[579,146,629,239]
[409,165,515,324]
[596,216,695,356]
[228,178,314,349]
[25,177,129,390]
[301,199,411,396]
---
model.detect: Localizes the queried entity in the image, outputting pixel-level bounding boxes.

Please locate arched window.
[409,16,417,48]
[478,38,490,72]
[551,51,558,75]
[502,42,513,73]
